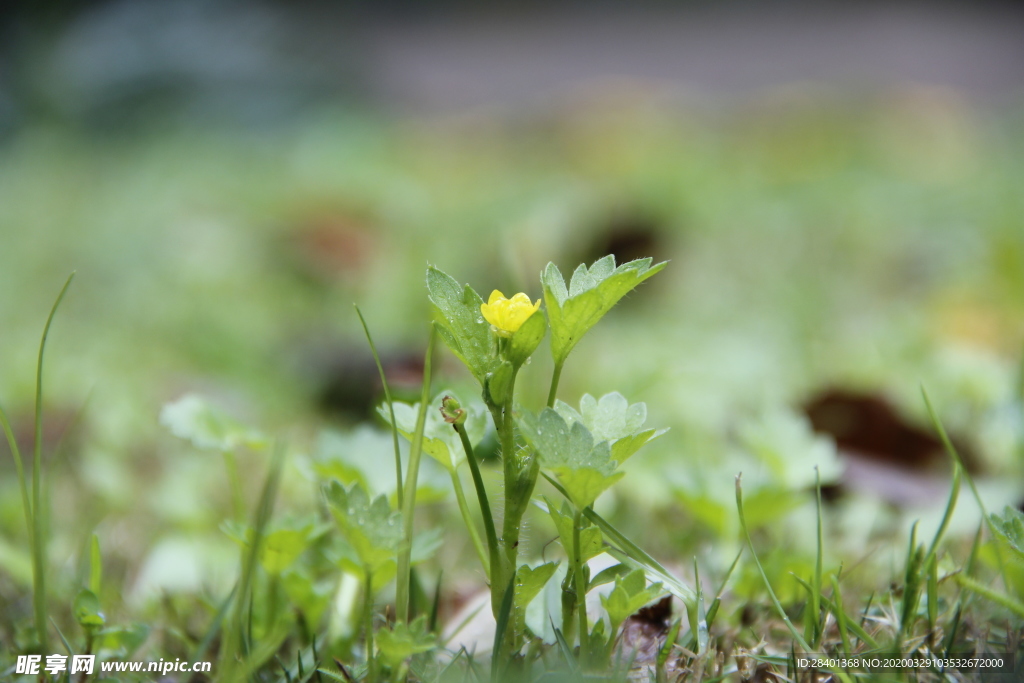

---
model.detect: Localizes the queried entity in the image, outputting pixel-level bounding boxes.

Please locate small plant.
[374,255,677,676]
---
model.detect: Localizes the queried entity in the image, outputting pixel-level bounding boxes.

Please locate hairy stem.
[499,370,519,567]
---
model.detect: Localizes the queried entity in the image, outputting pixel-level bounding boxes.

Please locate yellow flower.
[480,290,541,337]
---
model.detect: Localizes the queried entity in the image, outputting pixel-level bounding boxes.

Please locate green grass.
[1,100,1023,681]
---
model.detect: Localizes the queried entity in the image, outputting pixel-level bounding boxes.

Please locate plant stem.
[364,566,376,683]
[811,467,823,649]
[455,424,498,580]
[572,507,589,668]
[546,361,564,408]
[499,371,518,567]
[30,273,73,652]
[449,468,489,574]
[396,325,435,624]
[355,305,404,508]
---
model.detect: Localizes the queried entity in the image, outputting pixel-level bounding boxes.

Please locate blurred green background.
[1,0,1024,640]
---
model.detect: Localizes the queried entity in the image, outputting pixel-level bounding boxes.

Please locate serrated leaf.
[546,499,605,562]
[554,468,624,512]
[74,589,106,628]
[160,394,267,452]
[507,308,547,368]
[516,562,559,612]
[376,616,436,668]
[514,562,559,633]
[542,256,666,365]
[553,392,667,464]
[600,569,664,629]
[326,535,398,592]
[426,266,500,384]
[378,391,489,471]
[991,507,1024,562]
[323,481,404,571]
[520,408,623,508]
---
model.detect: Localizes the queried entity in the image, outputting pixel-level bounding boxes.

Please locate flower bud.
[440,395,466,426]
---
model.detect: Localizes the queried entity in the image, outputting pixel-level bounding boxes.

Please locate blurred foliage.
[1,94,1024,673]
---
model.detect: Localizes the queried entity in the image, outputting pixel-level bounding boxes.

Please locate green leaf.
[554,392,667,463]
[378,391,489,472]
[588,563,631,591]
[260,528,310,575]
[73,589,106,628]
[314,426,450,503]
[546,499,604,562]
[323,482,404,571]
[542,256,666,365]
[426,266,500,384]
[376,616,436,669]
[486,361,514,405]
[990,506,1024,562]
[97,624,149,658]
[514,562,559,633]
[159,394,267,452]
[520,408,623,508]
[281,571,333,629]
[326,536,398,592]
[600,569,664,630]
[507,309,547,369]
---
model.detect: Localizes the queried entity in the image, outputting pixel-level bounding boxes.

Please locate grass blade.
[953,574,1024,618]
[396,324,436,624]
[219,440,286,678]
[735,473,812,653]
[792,575,879,649]
[30,272,74,652]
[705,548,742,630]
[829,574,852,656]
[193,584,237,661]
[355,304,404,508]
[550,619,579,676]
[543,473,695,603]
[0,405,32,549]
[687,557,708,654]
[811,467,824,648]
